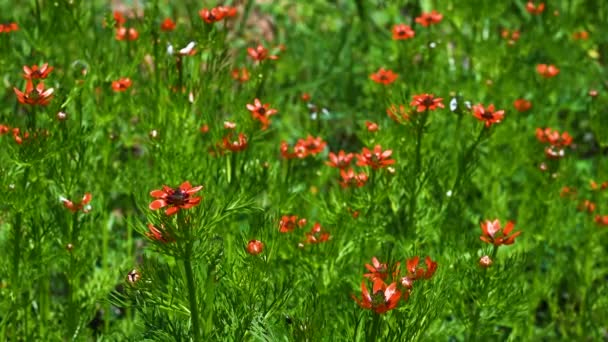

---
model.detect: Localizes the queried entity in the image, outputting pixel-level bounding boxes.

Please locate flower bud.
[479,255,493,268]
[246,240,264,255]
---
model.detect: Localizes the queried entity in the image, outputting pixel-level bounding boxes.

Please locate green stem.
[184,243,202,342]
[408,114,427,231]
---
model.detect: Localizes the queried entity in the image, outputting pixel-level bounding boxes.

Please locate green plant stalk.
[408,113,427,231]
[446,126,486,209]
[66,213,80,338]
[184,243,202,342]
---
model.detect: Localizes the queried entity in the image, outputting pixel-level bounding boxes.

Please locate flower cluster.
[536,64,559,78]
[353,255,437,314]
[247,44,279,62]
[560,181,608,227]
[536,127,573,162]
[14,63,55,106]
[113,12,139,41]
[199,5,237,24]
[0,22,18,33]
[281,136,326,159]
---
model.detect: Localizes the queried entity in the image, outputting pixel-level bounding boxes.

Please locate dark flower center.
[168,188,188,205]
[422,97,435,106]
[481,111,494,119]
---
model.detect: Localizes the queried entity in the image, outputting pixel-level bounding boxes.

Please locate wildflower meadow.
[1,0,607,341]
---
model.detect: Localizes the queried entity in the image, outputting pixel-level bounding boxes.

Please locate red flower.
[0,124,9,135]
[410,94,444,112]
[339,168,368,188]
[301,92,311,102]
[222,132,248,152]
[526,1,545,15]
[535,128,572,147]
[513,99,532,112]
[111,77,132,92]
[231,67,250,83]
[295,136,326,157]
[365,121,379,132]
[595,215,608,227]
[0,22,19,33]
[404,256,437,281]
[472,103,505,127]
[247,98,278,130]
[326,150,354,169]
[146,223,175,243]
[577,200,596,214]
[392,24,415,40]
[536,64,559,78]
[356,145,395,169]
[61,193,92,213]
[199,7,226,23]
[218,6,238,18]
[572,31,589,40]
[305,223,330,244]
[387,104,411,122]
[149,181,203,216]
[247,240,264,255]
[160,18,176,31]
[364,257,389,281]
[113,11,126,27]
[247,45,278,62]
[115,27,139,41]
[370,68,397,85]
[279,215,306,233]
[352,279,402,314]
[480,219,521,246]
[415,10,443,27]
[501,29,520,44]
[23,63,54,80]
[14,80,54,106]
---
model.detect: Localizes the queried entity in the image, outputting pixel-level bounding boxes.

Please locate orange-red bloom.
[387,104,411,122]
[472,103,505,127]
[146,223,175,243]
[304,223,330,244]
[0,22,19,33]
[535,128,572,147]
[415,10,443,27]
[61,193,92,213]
[480,219,521,246]
[149,181,203,216]
[352,279,402,314]
[115,27,139,41]
[327,150,354,169]
[536,64,559,78]
[160,18,176,31]
[23,63,54,80]
[247,45,278,62]
[113,11,126,27]
[595,215,608,227]
[513,99,532,112]
[279,215,306,233]
[410,94,444,112]
[247,98,278,130]
[370,68,397,85]
[572,31,589,40]
[222,132,248,152]
[111,78,132,92]
[199,7,226,23]
[231,67,250,83]
[526,1,545,15]
[501,29,520,44]
[365,121,379,132]
[392,24,415,40]
[293,136,327,158]
[364,257,389,281]
[357,145,395,169]
[14,80,54,106]
[339,168,368,188]
[404,256,437,282]
[246,240,264,255]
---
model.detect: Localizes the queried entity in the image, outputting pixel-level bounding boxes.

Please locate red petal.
[186,185,203,194]
[179,181,192,191]
[149,199,167,210]
[165,206,179,215]
[150,189,167,198]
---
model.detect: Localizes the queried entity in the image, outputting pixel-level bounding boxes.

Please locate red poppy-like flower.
[410,94,444,112]
[247,98,278,130]
[279,215,306,233]
[480,219,521,246]
[403,256,437,282]
[472,103,505,127]
[392,24,415,40]
[577,200,596,214]
[301,92,311,102]
[356,145,395,169]
[14,80,54,106]
[23,63,54,80]
[305,223,330,244]
[113,11,126,27]
[146,223,175,243]
[370,68,398,85]
[536,64,559,78]
[352,279,402,314]
[115,27,139,41]
[339,168,368,188]
[479,255,493,268]
[327,150,354,169]
[247,45,278,62]
[501,29,520,44]
[199,7,226,23]
[560,186,577,198]
[247,240,264,255]
[535,128,572,147]
[149,181,203,216]
[0,124,9,135]
[364,257,389,281]
[572,31,589,40]
[513,99,532,112]
[61,193,92,213]
[387,104,411,122]
[111,77,132,92]
[365,121,379,132]
[218,6,238,18]
[595,215,608,227]
[526,1,545,15]
[231,67,250,83]
[280,141,298,159]
[222,132,248,152]
[160,18,176,31]
[415,10,443,27]
[0,22,19,33]
[295,136,327,157]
